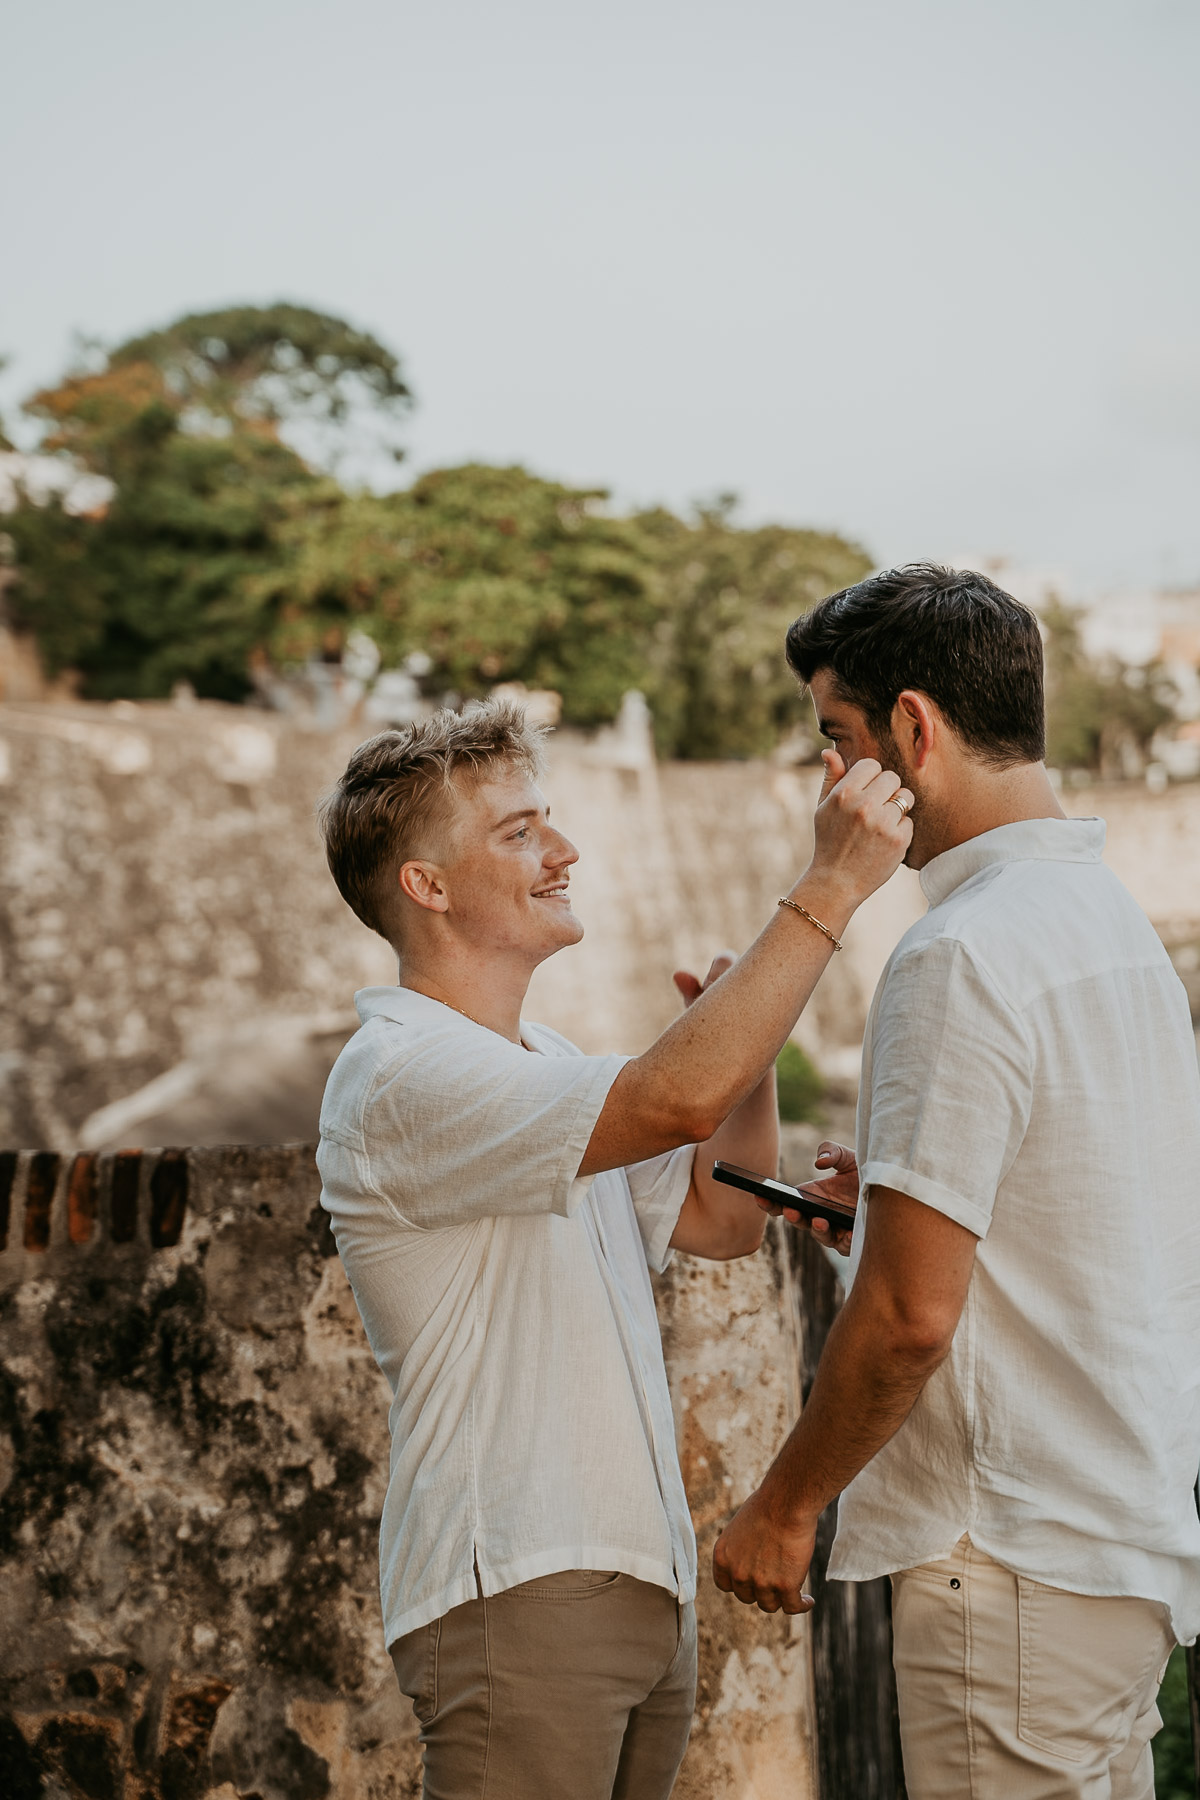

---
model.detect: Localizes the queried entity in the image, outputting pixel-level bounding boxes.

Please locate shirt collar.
[354,983,538,1049]
[918,816,1107,909]
[355,985,472,1029]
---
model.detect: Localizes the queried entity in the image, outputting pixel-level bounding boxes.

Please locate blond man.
[316,701,911,1800]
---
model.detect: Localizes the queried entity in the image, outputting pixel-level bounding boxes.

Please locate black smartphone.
[711,1160,858,1228]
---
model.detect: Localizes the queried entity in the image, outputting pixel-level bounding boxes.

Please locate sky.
[3,0,1198,591]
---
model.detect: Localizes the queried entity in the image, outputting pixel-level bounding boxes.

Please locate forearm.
[671,1067,779,1258]
[632,871,853,1137]
[581,758,912,1177]
[756,1288,946,1524]
[705,1064,780,1179]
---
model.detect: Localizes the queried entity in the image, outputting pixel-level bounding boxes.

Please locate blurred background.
[2,0,1198,1159]
[2,3,1199,1791]
[2,0,1198,1100]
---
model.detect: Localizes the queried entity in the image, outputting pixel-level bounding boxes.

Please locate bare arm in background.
[666,951,781,1259]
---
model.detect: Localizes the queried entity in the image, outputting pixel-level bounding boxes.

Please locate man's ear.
[397,860,450,914]
[892,690,939,772]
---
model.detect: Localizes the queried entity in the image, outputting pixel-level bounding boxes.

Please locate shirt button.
[949,1578,961,1589]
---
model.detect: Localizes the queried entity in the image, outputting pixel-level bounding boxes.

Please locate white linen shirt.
[829,818,1200,1641]
[316,985,698,1647]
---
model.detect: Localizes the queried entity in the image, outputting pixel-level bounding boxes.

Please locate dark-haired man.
[315,701,912,1800]
[713,565,1200,1799]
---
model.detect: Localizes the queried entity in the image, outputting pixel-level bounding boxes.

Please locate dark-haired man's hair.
[785,563,1046,767]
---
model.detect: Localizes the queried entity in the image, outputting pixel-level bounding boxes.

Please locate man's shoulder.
[884,855,1169,1011]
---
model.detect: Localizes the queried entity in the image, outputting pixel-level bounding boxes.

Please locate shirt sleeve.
[861,935,1033,1239]
[623,1143,698,1274]
[362,1029,628,1229]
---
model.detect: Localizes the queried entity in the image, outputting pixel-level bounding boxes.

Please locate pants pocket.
[389,1618,441,1726]
[1016,1578,1170,1764]
[505,1568,623,1599]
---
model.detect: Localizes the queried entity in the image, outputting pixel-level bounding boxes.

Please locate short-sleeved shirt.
[830,818,1200,1644]
[316,985,698,1646]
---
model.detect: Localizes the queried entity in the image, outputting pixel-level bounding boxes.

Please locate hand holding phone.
[711,1160,858,1240]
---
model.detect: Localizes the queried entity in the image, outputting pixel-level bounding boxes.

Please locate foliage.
[7,357,318,698]
[4,307,409,699]
[641,499,871,759]
[3,303,870,743]
[258,473,870,750]
[264,464,663,727]
[776,1040,825,1124]
[1042,598,1176,773]
[1152,1648,1195,1800]
[111,303,413,480]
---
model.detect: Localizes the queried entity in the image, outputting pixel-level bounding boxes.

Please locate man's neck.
[910,762,1066,870]
[397,948,532,1047]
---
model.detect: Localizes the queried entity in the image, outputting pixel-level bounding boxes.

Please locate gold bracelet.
[777,896,843,951]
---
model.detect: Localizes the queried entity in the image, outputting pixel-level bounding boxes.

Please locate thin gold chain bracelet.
[777,896,843,952]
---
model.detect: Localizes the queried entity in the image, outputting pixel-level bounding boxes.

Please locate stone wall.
[4,696,1199,1156]
[0,1142,822,1800]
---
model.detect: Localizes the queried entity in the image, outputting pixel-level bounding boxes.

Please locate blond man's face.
[436,766,583,964]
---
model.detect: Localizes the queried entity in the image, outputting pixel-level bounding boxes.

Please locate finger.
[754,1588,784,1613]
[712,1544,734,1593]
[829,754,882,795]
[731,1579,760,1607]
[818,747,846,801]
[815,1141,855,1172]
[673,970,703,1006]
[782,1591,815,1615]
[702,950,737,988]
[860,768,915,818]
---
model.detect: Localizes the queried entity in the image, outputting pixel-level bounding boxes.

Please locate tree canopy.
[3,303,875,750]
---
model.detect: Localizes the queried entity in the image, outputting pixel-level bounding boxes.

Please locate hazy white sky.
[3,0,1198,588]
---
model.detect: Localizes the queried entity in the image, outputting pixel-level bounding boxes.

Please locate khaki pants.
[891,1537,1175,1800]
[390,1570,697,1800]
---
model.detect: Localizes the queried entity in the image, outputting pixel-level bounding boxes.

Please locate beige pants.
[390,1570,697,1800]
[891,1537,1175,1800]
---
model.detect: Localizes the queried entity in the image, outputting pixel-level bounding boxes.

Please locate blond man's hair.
[318,701,548,942]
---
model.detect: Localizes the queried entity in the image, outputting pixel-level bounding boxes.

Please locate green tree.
[4,305,410,698]
[1043,599,1176,773]
[641,500,872,759]
[261,464,663,724]
[5,307,870,746]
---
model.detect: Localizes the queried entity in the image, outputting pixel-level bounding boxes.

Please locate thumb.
[818,747,846,802]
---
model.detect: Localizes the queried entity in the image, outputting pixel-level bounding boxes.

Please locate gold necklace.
[438,994,524,1048]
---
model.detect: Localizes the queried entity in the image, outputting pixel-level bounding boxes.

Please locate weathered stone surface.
[0,698,928,1152]
[0,1143,820,1799]
[6,697,1197,1158]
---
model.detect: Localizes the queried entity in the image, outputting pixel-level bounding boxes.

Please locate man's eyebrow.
[816,717,837,737]
[493,807,540,830]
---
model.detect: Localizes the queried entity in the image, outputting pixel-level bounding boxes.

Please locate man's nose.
[546,831,579,869]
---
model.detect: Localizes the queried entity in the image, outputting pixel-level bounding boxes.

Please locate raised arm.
[579,755,913,1178]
